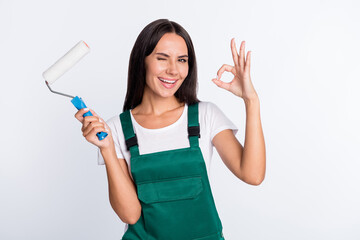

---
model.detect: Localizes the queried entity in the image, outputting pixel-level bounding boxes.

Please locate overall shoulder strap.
[187,102,200,147]
[119,110,139,157]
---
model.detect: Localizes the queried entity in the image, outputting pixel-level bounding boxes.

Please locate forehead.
[153,33,188,54]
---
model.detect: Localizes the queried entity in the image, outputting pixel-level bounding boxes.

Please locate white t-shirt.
[97,101,238,178]
[97,101,238,233]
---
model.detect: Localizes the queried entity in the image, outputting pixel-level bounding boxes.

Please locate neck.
[135,87,184,116]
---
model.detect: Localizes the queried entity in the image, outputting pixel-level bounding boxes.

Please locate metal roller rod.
[45,81,75,99]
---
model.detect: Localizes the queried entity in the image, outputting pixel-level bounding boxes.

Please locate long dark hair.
[123,19,199,111]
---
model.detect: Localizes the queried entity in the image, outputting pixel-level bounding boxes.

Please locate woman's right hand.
[74,108,114,151]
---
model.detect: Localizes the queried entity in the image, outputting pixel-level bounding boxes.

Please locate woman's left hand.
[212,39,258,101]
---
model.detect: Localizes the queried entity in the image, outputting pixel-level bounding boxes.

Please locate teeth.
[159,78,176,84]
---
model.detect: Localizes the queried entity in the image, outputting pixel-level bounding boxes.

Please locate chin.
[158,91,177,99]
[157,86,181,98]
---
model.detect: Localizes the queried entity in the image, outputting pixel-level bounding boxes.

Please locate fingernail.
[84,108,89,111]
[99,119,103,122]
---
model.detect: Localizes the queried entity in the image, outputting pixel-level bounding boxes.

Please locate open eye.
[178,58,187,63]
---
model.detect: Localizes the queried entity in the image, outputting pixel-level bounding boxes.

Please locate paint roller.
[43,40,108,140]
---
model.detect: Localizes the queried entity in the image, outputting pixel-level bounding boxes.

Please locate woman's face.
[144,33,189,99]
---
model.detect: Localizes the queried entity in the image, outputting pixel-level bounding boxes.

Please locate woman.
[75,19,266,240]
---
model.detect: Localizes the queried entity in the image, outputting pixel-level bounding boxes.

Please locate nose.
[166,60,178,76]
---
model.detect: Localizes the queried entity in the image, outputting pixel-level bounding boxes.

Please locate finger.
[74,108,99,121]
[99,118,110,132]
[83,121,105,137]
[84,125,108,142]
[74,108,90,122]
[82,115,100,131]
[239,41,245,69]
[245,51,251,73]
[231,38,239,66]
[212,78,231,91]
[87,108,99,117]
[216,64,237,79]
[84,118,110,136]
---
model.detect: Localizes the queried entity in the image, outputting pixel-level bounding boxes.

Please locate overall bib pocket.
[136,176,221,239]
[137,176,203,204]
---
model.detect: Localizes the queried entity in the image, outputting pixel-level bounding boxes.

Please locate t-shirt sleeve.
[204,101,238,142]
[97,116,125,165]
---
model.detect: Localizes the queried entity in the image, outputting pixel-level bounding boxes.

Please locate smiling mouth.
[158,77,177,84]
[158,77,179,89]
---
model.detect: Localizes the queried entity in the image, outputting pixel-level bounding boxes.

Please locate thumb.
[87,108,99,117]
[87,109,110,132]
[99,118,111,133]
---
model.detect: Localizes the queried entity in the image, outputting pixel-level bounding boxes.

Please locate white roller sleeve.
[43,40,90,84]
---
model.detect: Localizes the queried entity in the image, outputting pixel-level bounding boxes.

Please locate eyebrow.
[155,52,189,58]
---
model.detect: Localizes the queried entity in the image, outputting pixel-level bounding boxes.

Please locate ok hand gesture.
[212,39,258,101]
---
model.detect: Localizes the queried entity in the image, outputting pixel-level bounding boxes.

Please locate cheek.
[146,68,159,87]
[146,58,162,74]
[181,65,189,79]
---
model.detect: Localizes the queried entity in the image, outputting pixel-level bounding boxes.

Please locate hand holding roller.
[43,40,108,141]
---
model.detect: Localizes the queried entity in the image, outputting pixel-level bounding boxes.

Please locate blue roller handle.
[71,96,108,140]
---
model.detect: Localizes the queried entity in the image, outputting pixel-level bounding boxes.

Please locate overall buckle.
[188,126,200,138]
[126,135,138,150]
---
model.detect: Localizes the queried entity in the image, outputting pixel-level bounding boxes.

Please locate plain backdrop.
[1,0,359,239]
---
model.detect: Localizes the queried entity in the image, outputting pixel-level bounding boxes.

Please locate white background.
[1,0,359,239]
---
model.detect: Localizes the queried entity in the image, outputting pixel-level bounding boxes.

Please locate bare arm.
[212,39,266,185]
[212,97,266,185]
[101,148,142,224]
[74,107,141,224]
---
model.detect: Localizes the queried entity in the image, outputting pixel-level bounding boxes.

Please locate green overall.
[120,103,225,240]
